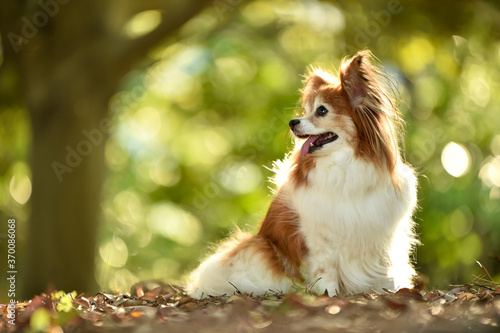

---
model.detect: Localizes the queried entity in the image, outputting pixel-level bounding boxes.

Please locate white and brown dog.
[187,50,418,298]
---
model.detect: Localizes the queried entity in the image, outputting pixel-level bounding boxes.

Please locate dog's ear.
[340,51,402,186]
[339,50,374,108]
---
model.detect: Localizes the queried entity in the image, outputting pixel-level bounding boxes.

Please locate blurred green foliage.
[1,0,500,292]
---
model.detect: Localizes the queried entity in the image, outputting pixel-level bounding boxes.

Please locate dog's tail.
[186,232,294,299]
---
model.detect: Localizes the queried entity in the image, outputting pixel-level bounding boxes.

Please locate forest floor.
[1,276,500,333]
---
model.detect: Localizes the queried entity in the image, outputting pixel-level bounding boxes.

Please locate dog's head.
[289,50,402,177]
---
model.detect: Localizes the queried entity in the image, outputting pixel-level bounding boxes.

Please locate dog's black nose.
[289,119,300,128]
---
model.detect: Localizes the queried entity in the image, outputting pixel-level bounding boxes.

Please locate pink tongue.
[300,135,319,157]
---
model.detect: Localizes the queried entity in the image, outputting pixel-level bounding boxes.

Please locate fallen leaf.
[396,288,424,300]
[456,293,477,302]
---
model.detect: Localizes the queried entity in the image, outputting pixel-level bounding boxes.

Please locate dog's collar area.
[299,132,338,157]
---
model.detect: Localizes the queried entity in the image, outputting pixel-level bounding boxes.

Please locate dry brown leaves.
[1,280,500,333]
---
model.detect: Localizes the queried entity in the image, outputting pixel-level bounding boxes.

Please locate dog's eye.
[316,105,328,117]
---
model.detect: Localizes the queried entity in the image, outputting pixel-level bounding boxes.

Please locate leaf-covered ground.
[2,278,500,333]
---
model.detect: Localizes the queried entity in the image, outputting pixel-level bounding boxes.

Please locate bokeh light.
[449,206,474,238]
[479,156,500,187]
[441,142,471,178]
[9,167,32,205]
[147,202,202,246]
[99,237,129,268]
[124,10,162,38]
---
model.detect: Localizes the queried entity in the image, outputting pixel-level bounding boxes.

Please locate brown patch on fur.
[222,192,306,281]
[315,85,351,115]
[289,151,316,187]
[222,235,282,274]
[255,192,307,280]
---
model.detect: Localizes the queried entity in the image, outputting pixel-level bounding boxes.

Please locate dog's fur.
[187,51,418,298]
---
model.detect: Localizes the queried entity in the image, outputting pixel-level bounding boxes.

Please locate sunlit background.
[1,0,500,294]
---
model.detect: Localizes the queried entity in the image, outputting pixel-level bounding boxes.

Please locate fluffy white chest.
[291,157,402,245]
[285,156,417,295]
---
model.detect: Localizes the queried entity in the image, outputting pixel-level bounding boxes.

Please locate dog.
[187,50,418,298]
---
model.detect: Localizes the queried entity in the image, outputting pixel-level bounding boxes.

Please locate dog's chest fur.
[283,154,416,294]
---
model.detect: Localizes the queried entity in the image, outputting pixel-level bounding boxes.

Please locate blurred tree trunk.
[0,0,211,298]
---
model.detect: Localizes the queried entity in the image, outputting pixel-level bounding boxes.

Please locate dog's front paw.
[310,278,339,297]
